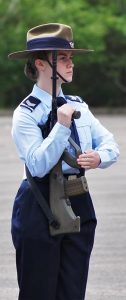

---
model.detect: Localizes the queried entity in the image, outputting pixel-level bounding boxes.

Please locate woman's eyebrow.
[57,52,67,56]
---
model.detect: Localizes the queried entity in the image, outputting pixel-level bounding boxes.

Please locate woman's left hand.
[77,150,101,169]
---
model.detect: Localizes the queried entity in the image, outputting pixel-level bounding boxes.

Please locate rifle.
[26,50,88,236]
[49,50,88,235]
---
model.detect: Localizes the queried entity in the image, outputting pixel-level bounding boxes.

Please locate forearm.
[12,120,71,178]
[28,123,71,177]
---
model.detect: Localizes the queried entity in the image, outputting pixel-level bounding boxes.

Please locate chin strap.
[46,58,68,83]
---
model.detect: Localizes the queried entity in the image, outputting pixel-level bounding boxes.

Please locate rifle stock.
[49,158,80,235]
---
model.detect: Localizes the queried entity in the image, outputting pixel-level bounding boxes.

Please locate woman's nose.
[67,59,74,68]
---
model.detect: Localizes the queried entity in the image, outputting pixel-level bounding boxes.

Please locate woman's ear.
[35,59,46,71]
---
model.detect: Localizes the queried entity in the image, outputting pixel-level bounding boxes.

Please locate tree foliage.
[0,0,126,108]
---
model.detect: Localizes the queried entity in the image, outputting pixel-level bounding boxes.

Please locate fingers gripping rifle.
[49,51,85,236]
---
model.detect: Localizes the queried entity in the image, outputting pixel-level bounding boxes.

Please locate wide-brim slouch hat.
[8,23,94,59]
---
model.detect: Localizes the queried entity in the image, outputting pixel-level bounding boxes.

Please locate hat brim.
[8,48,94,60]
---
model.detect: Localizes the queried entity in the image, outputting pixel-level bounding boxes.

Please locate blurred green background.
[0,0,126,109]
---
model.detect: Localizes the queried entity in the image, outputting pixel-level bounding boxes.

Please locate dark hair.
[24,51,50,81]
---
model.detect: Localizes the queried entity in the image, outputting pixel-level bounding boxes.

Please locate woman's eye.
[58,55,73,62]
[60,56,66,60]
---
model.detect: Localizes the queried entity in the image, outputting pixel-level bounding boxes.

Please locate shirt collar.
[31,84,65,108]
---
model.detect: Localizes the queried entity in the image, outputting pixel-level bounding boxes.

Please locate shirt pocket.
[75,119,92,151]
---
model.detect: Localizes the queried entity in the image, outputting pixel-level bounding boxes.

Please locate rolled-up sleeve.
[89,110,120,168]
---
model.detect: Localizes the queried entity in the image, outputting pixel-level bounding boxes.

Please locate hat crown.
[8,23,93,60]
[27,23,73,43]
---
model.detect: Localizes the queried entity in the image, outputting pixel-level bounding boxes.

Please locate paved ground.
[0,114,126,300]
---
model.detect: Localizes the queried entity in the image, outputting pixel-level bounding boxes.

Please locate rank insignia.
[20,96,41,112]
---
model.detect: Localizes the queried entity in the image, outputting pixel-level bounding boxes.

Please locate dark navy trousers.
[11,176,97,300]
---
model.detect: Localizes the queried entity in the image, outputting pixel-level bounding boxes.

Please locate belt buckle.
[68,175,77,180]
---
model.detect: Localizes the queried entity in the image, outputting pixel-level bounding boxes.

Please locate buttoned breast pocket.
[75,118,92,152]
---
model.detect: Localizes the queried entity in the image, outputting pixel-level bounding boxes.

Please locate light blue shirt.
[12,84,119,178]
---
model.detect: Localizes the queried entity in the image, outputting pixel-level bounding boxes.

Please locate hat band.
[27,37,74,50]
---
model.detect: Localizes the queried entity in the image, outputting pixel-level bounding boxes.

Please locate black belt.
[34,172,83,182]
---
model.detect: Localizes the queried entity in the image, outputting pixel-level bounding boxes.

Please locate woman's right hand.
[57,104,75,128]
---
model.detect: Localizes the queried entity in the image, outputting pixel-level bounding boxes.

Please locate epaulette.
[20,96,41,112]
[65,95,83,103]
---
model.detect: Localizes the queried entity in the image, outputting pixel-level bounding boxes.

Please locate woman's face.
[35,50,74,92]
[48,50,74,83]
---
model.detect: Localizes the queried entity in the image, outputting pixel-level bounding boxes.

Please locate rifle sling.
[25,165,60,230]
